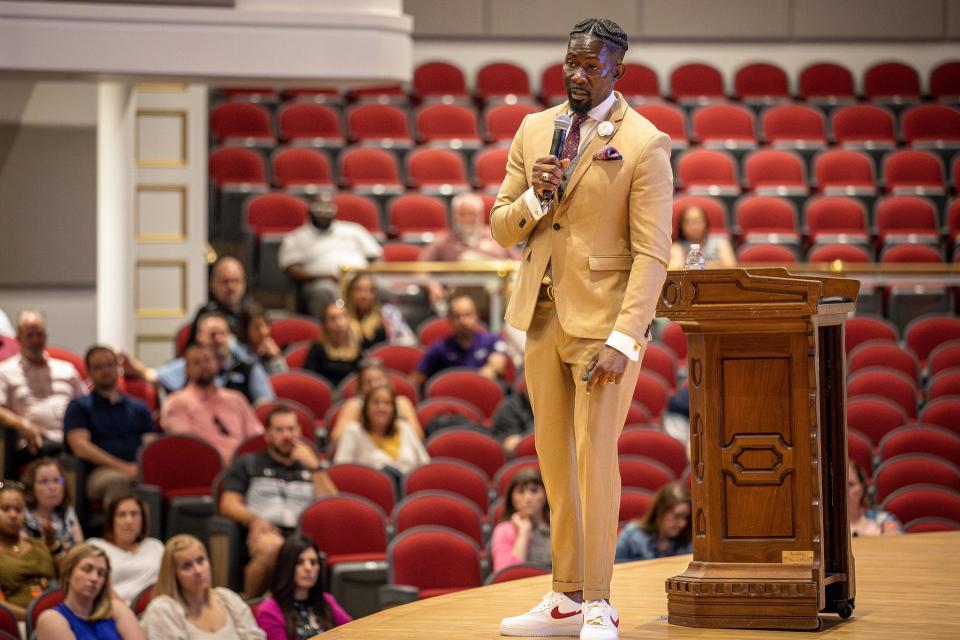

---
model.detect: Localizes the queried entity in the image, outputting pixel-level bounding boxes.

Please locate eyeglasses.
[0,479,25,492]
[35,477,65,487]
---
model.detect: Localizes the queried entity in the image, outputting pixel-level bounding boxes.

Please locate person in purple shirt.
[410,294,509,387]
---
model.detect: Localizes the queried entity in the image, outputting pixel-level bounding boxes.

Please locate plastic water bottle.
[685,243,706,270]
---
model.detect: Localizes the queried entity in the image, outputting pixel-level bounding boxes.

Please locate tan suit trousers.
[525,298,642,600]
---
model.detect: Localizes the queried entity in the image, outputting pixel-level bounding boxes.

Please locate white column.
[96,81,134,349]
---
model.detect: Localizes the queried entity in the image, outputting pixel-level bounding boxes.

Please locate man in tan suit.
[493,18,673,640]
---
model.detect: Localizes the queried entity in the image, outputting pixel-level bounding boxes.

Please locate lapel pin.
[598,121,614,137]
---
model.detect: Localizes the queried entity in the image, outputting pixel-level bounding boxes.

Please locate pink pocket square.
[593,146,622,161]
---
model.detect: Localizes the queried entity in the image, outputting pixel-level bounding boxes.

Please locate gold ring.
[540,172,551,182]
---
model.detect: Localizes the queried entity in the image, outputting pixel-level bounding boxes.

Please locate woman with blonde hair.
[142,534,264,639]
[35,543,143,639]
[615,482,692,561]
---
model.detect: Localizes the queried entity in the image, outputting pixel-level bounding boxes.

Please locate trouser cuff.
[553,579,583,593]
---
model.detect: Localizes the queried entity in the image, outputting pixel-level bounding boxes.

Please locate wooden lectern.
[657,268,859,631]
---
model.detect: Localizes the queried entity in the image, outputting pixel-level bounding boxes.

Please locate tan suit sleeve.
[614,131,674,343]
[490,116,539,248]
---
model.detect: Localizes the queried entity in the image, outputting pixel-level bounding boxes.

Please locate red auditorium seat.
[413,61,469,102]
[138,435,223,532]
[904,517,960,532]
[298,495,388,567]
[277,103,344,147]
[283,87,342,103]
[244,193,307,248]
[209,147,267,188]
[283,343,311,370]
[366,344,425,375]
[484,103,539,143]
[632,370,669,422]
[691,103,757,149]
[811,150,877,196]
[798,62,856,105]
[873,196,940,245]
[927,367,960,400]
[338,147,404,193]
[676,149,740,195]
[473,146,510,192]
[879,425,960,467]
[326,464,398,516]
[485,564,550,585]
[46,346,87,379]
[661,322,688,361]
[221,87,278,103]
[475,62,532,102]
[493,457,540,497]
[381,242,422,262]
[210,102,274,144]
[269,315,321,349]
[332,193,384,239]
[845,316,899,353]
[880,244,943,263]
[391,492,484,547]
[425,429,505,480]
[539,63,566,105]
[848,340,920,382]
[619,488,655,524]
[618,63,661,102]
[415,103,482,147]
[743,149,808,195]
[831,105,897,148]
[900,104,960,147]
[417,317,456,347]
[385,526,483,600]
[618,455,675,492]
[271,148,334,192]
[625,402,654,426]
[387,193,449,240]
[734,62,791,104]
[671,195,729,236]
[737,244,797,264]
[928,339,960,376]
[804,196,870,244]
[930,61,960,102]
[873,454,960,502]
[884,149,946,197]
[848,368,919,419]
[882,484,960,526]
[415,398,485,432]
[404,459,490,512]
[270,370,334,426]
[348,85,408,105]
[347,103,413,147]
[640,343,678,391]
[919,397,960,437]
[618,428,688,477]
[807,243,872,263]
[734,195,799,245]
[846,395,909,447]
[25,589,65,640]
[948,199,960,247]
[863,61,921,104]
[634,103,689,149]
[670,62,725,104]
[848,429,873,478]
[761,104,827,149]
[405,147,470,193]
[425,368,504,423]
[903,314,960,367]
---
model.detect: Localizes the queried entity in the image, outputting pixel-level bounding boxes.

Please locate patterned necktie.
[560,114,589,161]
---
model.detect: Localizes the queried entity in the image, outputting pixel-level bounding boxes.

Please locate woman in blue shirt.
[615,482,692,562]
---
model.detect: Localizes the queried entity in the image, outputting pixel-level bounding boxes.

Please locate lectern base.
[666,576,822,631]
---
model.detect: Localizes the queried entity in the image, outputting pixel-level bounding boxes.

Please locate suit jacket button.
[553,223,561,230]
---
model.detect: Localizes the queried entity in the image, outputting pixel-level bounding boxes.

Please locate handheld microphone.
[542,113,572,202]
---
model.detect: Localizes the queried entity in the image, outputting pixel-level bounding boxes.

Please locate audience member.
[304,301,362,387]
[161,344,264,464]
[615,482,692,562]
[344,274,415,349]
[330,359,422,443]
[244,310,288,375]
[142,534,265,639]
[23,456,84,561]
[35,543,144,640]
[280,192,383,317]
[491,380,533,455]
[254,535,351,639]
[0,310,86,460]
[220,406,337,598]
[87,493,164,605]
[491,469,551,572]
[64,346,158,503]
[848,460,903,537]
[668,205,736,269]
[0,479,56,619]
[332,384,429,477]
[410,294,508,386]
[188,256,257,347]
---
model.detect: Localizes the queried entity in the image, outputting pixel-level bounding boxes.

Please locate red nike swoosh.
[551,606,582,620]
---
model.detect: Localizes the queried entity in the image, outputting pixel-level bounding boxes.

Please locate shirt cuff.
[523,188,548,220]
[606,330,644,362]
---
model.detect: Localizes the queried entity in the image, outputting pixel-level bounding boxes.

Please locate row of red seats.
[217,59,960,106]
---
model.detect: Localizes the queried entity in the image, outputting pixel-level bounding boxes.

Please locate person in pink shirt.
[491,469,552,572]
[161,343,263,463]
[0,310,85,461]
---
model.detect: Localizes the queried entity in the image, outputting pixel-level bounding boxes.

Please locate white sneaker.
[499,591,584,637]
[580,600,619,640]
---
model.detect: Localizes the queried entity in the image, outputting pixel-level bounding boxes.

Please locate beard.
[311,216,333,232]
[193,373,215,388]
[567,89,592,115]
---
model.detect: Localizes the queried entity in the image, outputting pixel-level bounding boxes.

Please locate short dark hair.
[569,18,628,59]
[447,293,477,317]
[195,311,229,333]
[103,493,148,545]
[84,345,117,370]
[264,405,297,430]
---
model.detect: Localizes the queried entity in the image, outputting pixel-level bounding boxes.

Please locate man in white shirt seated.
[279,192,383,317]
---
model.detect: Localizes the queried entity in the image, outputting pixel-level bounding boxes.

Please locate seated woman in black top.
[304,300,361,386]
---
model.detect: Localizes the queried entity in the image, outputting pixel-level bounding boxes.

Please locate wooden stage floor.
[321,531,960,639]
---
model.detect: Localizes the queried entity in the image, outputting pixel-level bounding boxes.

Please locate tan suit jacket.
[490,92,673,345]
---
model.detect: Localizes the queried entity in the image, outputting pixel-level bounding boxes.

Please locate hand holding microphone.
[532,114,573,202]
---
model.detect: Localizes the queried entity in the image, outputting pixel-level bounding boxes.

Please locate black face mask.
[311,215,333,231]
